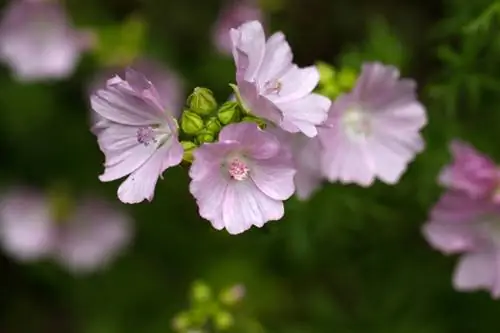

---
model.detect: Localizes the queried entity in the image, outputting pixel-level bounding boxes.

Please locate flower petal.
[251,150,295,200]
[257,31,293,84]
[278,93,330,137]
[272,65,320,104]
[218,122,280,159]
[230,20,266,82]
[453,251,500,298]
[222,180,284,234]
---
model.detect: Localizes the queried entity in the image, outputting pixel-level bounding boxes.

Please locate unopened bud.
[337,67,357,91]
[191,281,212,303]
[197,131,215,144]
[181,110,204,135]
[172,312,191,332]
[205,117,222,134]
[181,141,197,163]
[316,61,336,84]
[187,87,217,116]
[214,311,234,331]
[219,284,246,306]
[217,101,240,125]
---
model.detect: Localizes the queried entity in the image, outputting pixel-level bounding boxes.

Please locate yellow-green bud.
[197,131,215,144]
[219,284,245,306]
[187,87,217,116]
[337,67,357,91]
[217,101,240,125]
[205,117,222,134]
[316,61,336,84]
[171,312,191,332]
[214,311,234,331]
[181,110,204,135]
[319,84,341,99]
[181,141,197,163]
[191,281,212,303]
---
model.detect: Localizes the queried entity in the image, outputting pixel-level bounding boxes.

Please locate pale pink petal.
[190,141,241,181]
[271,65,320,103]
[55,199,133,273]
[453,251,500,298]
[239,79,283,124]
[251,150,296,200]
[292,135,323,200]
[278,93,330,137]
[117,138,182,203]
[0,188,56,261]
[223,180,284,235]
[230,20,266,81]
[257,32,293,84]
[218,122,280,159]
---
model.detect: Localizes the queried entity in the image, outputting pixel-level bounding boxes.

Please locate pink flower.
[0,187,132,274]
[422,191,500,298]
[271,128,323,200]
[90,69,183,204]
[439,140,500,201]
[0,0,93,81]
[319,62,427,186]
[230,20,330,137]
[189,122,296,234]
[213,0,263,54]
[90,57,184,133]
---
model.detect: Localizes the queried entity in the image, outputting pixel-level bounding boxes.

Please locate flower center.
[341,107,371,139]
[228,158,250,181]
[136,126,157,146]
[263,79,282,95]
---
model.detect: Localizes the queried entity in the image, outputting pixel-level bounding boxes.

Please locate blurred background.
[1,0,500,332]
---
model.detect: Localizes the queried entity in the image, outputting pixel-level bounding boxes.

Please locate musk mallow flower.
[319,62,427,186]
[189,122,296,234]
[0,187,132,273]
[90,68,183,204]
[230,20,330,137]
[213,0,263,54]
[422,190,500,298]
[90,57,184,133]
[439,140,500,201]
[0,0,93,81]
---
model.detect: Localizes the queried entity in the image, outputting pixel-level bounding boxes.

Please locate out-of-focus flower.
[0,187,132,273]
[0,0,93,81]
[90,58,184,133]
[213,0,263,55]
[90,69,183,204]
[189,122,295,234]
[439,140,500,201]
[319,62,427,186]
[230,21,330,137]
[422,191,500,298]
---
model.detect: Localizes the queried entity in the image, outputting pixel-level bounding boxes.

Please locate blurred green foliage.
[1,0,500,333]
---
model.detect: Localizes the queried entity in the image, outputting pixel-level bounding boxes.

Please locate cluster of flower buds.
[172,281,249,333]
[90,20,428,235]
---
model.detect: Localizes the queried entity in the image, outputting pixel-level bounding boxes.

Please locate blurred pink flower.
[189,122,295,234]
[231,21,330,137]
[91,57,184,133]
[0,0,93,81]
[0,187,132,274]
[91,69,183,204]
[422,191,500,298]
[439,140,500,201]
[319,62,427,186]
[213,0,263,54]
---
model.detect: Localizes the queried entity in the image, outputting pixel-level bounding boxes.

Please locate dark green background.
[1,0,500,332]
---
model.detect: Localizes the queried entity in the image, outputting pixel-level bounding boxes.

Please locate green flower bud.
[318,83,341,99]
[205,117,222,134]
[217,101,240,125]
[171,312,191,332]
[219,284,245,306]
[181,110,204,135]
[197,131,215,144]
[181,141,197,163]
[337,67,357,91]
[187,87,217,116]
[242,116,266,129]
[214,311,234,331]
[191,281,212,303]
[316,61,336,84]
